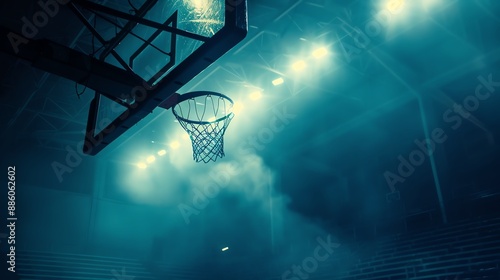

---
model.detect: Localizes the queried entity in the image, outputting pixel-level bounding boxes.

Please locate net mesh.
[172,92,234,163]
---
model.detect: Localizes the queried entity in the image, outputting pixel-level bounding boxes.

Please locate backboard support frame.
[81,0,247,155]
[0,0,247,156]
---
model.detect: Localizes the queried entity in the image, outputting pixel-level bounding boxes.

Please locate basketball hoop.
[172,91,234,163]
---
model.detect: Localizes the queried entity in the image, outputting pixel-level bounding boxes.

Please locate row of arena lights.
[251,46,330,100]
[135,47,328,169]
[270,47,329,90]
[136,141,181,169]
[185,47,329,117]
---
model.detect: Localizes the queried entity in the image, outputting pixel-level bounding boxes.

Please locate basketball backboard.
[0,0,247,156]
[76,0,248,155]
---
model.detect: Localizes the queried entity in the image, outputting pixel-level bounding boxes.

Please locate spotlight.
[189,0,210,11]
[386,0,405,14]
[232,102,243,114]
[170,141,180,149]
[272,77,284,86]
[312,47,328,58]
[249,91,262,100]
[222,247,229,252]
[291,60,307,71]
[146,156,156,163]
[158,150,167,156]
[136,162,147,169]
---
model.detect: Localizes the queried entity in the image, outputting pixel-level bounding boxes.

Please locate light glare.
[146,156,156,163]
[272,78,284,86]
[312,47,328,58]
[170,141,180,149]
[136,162,147,169]
[250,91,262,100]
[222,247,229,252]
[232,102,243,114]
[188,0,210,11]
[386,0,405,14]
[158,150,167,156]
[292,60,307,71]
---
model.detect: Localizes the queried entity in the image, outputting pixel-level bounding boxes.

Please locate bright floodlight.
[272,77,284,86]
[312,47,328,58]
[136,162,147,169]
[232,102,243,114]
[189,0,210,11]
[386,0,405,14]
[170,141,180,149]
[146,155,156,163]
[222,247,229,252]
[292,60,307,71]
[158,150,167,156]
[250,91,262,100]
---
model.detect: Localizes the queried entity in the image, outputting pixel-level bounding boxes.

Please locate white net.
[172,92,234,163]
